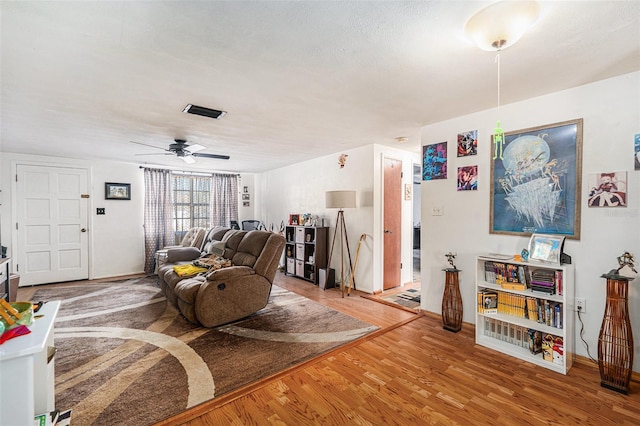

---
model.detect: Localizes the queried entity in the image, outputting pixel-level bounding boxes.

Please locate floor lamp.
[325,190,356,297]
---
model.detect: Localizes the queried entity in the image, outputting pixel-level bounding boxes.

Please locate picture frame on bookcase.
[528,233,565,265]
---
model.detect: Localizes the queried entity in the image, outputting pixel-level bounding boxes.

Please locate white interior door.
[17,165,89,285]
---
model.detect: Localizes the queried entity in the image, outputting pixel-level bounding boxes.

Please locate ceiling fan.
[131,139,230,164]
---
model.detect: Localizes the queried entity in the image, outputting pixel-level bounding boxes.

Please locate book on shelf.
[517,265,530,286]
[555,270,563,296]
[478,290,498,314]
[494,263,507,285]
[527,329,543,354]
[484,260,530,290]
[530,269,557,294]
[484,261,496,283]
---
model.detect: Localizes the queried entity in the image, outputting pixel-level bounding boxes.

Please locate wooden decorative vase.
[598,272,634,394]
[442,268,462,332]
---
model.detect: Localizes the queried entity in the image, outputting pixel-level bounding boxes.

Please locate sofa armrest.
[205,265,255,281]
[166,247,201,263]
[195,270,271,327]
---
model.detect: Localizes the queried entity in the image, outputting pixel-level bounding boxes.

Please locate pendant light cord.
[495,52,501,115]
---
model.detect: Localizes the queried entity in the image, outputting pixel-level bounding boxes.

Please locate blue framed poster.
[490,119,583,239]
[422,142,447,181]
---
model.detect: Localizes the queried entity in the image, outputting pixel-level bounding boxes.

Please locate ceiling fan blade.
[182,156,196,164]
[192,152,230,160]
[130,140,168,151]
[187,144,206,153]
[134,153,174,156]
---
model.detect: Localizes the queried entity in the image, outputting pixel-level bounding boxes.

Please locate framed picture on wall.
[587,171,627,207]
[422,141,447,181]
[105,182,131,200]
[490,118,583,239]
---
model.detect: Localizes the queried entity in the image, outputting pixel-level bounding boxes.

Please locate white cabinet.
[0,301,60,425]
[475,256,574,374]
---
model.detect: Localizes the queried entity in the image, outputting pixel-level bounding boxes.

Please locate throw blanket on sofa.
[173,264,209,277]
[193,255,232,271]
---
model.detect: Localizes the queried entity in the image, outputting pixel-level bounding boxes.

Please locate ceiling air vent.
[183,104,227,119]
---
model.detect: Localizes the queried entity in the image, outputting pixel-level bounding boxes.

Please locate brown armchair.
[167,230,285,327]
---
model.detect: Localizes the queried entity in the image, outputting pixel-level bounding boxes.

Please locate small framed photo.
[528,233,565,265]
[105,182,131,200]
[243,201,250,207]
[242,194,250,201]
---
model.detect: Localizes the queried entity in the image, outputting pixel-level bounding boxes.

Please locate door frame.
[10,160,94,283]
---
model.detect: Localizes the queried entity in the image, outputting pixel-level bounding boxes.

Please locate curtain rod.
[138,165,240,177]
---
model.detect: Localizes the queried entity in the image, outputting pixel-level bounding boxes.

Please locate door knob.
[81,228,87,232]
[384,229,392,234]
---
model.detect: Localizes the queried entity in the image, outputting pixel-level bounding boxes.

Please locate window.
[172,174,211,244]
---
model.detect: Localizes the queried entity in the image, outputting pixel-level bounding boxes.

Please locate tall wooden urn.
[598,272,633,394]
[442,268,462,332]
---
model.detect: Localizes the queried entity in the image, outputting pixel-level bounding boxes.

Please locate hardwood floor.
[18,273,640,425]
[163,273,640,426]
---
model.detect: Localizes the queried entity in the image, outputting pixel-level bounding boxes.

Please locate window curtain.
[143,168,174,274]
[210,173,239,227]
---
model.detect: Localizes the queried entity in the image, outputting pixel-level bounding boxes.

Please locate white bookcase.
[475,255,574,375]
[0,301,60,424]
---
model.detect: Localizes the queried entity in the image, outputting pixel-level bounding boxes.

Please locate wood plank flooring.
[166,273,640,426]
[17,273,640,425]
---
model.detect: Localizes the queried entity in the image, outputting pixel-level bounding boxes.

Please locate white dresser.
[0,301,60,425]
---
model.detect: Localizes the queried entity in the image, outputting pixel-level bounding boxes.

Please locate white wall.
[1,153,145,280]
[258,143,419,293]
[420,71,640,369]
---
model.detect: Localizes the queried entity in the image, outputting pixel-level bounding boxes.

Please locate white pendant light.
[464,1,540,160]
[464,1,540,52]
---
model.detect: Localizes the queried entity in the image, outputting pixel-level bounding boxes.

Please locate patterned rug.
[381,288,421,310]
[33,277,378,425]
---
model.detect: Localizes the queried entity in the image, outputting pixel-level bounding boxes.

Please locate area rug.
[381,288,421,310]
[33,277,378,425]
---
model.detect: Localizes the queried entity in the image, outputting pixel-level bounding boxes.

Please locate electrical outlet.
[432,206,443,216]
[576,298,586,313]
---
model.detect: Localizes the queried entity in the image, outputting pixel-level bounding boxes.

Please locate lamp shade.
[464,0,540,51]
[326,190,356,209]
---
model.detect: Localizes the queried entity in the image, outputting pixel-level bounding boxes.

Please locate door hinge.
[15,174,18,182]
[401,262,403,269]
[16,264,19,272]
[15,223,18,230]
[81,194,90,198]
[401,172,404,178]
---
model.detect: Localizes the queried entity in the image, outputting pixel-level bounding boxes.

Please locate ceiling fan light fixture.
[464,0,540,51]
[183,104,227,120]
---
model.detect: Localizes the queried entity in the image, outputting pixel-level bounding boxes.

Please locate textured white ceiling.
[1,1,639,173]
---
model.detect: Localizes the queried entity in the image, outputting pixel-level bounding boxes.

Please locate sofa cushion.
[198,226,230,250]
[166,247,201,263]
[180,227,206,248]
[221,230,246,260]
[174,276,205,305]
[231,230,271,267]
[203,240,226,256]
